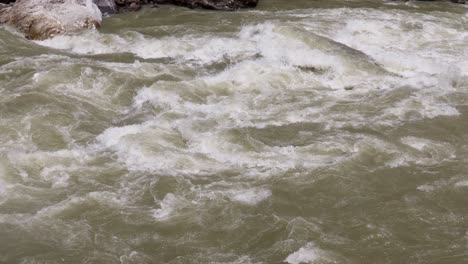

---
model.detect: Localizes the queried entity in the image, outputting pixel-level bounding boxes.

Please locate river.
[0,1,467,263]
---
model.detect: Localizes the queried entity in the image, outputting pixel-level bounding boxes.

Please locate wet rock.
[154,0,259,10]
[0,0,13,10]
[0,5,12,22]
[115,0,156,12]
[0,0,102,40]
[93,0,117,14]
[392,0,466,3]
[115,0,141,12]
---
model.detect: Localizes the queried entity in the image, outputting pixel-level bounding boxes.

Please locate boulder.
[115,0,144,12]
[114,0,159,12]
[392,0,466,3]
[154,0,258,10]
[93,0,117,14]
[0,0,102,40]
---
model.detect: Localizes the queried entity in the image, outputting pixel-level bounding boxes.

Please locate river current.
[1,1,468,263]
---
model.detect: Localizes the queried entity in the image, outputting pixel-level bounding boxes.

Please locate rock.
[115,0,159,12]
[93,0,117,14]
[392,0,466,3]
[116,0,140,12]
[0,0,102,40]
[0,0,15,3]
[115,0,151,12]
[154,0,259,10]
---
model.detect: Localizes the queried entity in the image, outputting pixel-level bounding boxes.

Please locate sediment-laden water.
[1,1,467,263]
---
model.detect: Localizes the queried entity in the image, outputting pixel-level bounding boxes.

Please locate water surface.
[1,1,468,263]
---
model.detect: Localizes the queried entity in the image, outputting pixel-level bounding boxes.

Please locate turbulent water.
[1,0,468,263]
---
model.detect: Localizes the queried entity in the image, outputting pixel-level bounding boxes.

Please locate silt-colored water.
[0,1,467,263]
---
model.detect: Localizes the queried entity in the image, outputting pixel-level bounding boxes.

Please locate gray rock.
[391,0,465,3]
[0,0,102,40]
[154,0,259,10]
[93,0,117,14]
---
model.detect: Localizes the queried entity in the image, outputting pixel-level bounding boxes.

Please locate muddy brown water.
[0,1,467,263]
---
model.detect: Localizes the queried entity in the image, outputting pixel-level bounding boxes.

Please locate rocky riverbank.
[0,0,465,40]
[0,0,259,39]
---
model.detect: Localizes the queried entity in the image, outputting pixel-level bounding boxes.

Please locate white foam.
[152,193,187,220]
[285,243,322,264]
[98,85,346,175]
[34,11,468,131]
[95,120,224,174]
[0,179,6,198]
[37,30,258,64]
[239,23,341,71]
[31,7,468,179]
[227,188,271,206]
[40,166,70,188]
[37,31,124,53]
[331,9,467,75]
[3,6,468,262]
[97,124,143,148]
[455,181,468,187]
[417,184,435,192]
[35,191,126,218]
[401,137,433,151]
[400,137,456,163]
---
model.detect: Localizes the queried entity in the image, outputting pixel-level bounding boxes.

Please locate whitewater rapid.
[1,2,467,263]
